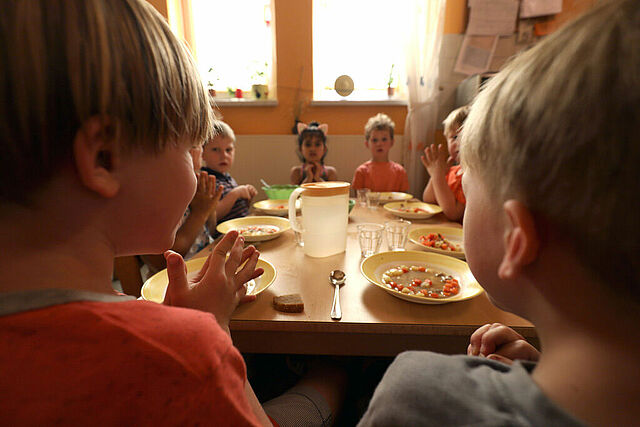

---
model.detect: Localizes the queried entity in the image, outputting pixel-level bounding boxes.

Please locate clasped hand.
[163,230,264,334]
[468,323,540,365]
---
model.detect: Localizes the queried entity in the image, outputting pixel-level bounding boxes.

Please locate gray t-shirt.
[358,351,586,427]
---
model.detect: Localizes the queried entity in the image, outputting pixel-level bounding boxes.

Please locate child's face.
[203,136,235,173]
[461,168,507,309]
[300,135,325,164]
[366,129,394,161]
[445,125,461,164]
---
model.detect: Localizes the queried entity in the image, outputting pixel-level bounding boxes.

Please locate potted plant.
[387,64,395,97]
[207,67,219,97]
[251,61,269,99]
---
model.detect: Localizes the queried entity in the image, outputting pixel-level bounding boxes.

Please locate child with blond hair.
[352,113,409,192]
[0,1,342,425]
[359,1,640,425]
[421,105,469,221]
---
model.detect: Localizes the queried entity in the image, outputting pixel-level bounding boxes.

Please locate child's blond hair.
[461,0,640,301]
[442,106,470,135]
[211,121,236,143]
[365,113,395,140]
[0,0,213,203]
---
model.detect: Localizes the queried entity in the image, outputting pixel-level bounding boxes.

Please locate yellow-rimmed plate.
[408,226,465,259]
[141,256,276,303]
[216,216,290,242]
[375,192,413,203]
[253,199,300,216]
[360,250,482,304]
[384,201,442,219]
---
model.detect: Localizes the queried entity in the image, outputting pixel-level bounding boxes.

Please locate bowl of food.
[349,198,356,213]
[263,184,299,200]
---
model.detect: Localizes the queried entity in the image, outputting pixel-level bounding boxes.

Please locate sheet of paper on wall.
[467,0,519,36]
[454,35,499,76]
[520,0,562,18]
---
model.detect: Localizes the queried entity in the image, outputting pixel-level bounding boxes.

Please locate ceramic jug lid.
[300,181,350,197]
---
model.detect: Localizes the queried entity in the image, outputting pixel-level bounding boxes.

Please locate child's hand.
[421,144,450,177]
[163,231,264,334]
[303,163,316,182]
[233,184,257,201]
[467,323,540,365]
[190,172,222,217]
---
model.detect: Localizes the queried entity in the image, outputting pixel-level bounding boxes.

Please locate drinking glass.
[366,192,381,209]
[385,219,411,251]
[358,223,384,257]
[356,188,370,207]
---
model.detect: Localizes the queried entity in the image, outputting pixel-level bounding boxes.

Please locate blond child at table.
[202,121,257,226]
[359,1,640,426]
[290,121,338,185]
[421,106,468,222]
[351,113,409,192]
[0,1,343,425]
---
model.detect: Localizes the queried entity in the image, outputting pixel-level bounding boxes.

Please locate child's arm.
[216,184,257,218]
[351,166,365,191]
[325,166,338,181]
[422,180,436,203]
[143,172,221,271]
[467,323,540,365]
[421,144,465,221]
[290,166,303,185]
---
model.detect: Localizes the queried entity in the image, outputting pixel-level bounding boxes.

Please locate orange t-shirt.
[0,298,260,426]
[446,165,466,204]
[352,160,409,192]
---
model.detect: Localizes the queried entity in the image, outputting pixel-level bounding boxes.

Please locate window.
[313,0,410,101]
[173,0,274,99]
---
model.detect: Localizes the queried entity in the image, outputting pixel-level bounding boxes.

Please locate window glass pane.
[191,0,272,94]
[313,0,409,100]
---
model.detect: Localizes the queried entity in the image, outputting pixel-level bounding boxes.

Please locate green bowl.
[262,185,299,200]
[349,198,355,213]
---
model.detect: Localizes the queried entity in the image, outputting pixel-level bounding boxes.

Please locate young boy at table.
[351,113,409,193]
[0,1,344,425]
[201,121,257,227]
[358,1,640,426]
[421,105,468,222]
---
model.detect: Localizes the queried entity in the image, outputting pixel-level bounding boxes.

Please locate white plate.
[383,201,442,219]
[408,226,465,259]
[141,256,276,303]
[216,216,290,242]
[360,251,482,304]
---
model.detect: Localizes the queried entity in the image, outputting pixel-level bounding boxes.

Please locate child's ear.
[73,116,121,198]
[498,200,540,280]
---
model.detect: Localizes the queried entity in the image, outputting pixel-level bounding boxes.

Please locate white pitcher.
[288,182,350,257]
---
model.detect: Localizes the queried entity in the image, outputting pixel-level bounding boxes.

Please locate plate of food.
[253,199,300,216]
[375,192,413,203]
[216,216,290,242]
[408,226,465,259]
[141,256,276,303]
[360,250,482,304]
[383,201,443,219]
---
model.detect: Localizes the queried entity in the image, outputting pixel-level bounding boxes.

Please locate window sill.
[310,99,408,107]
[213,99,278,107]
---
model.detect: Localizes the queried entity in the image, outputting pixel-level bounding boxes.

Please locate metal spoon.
[260,179,271,188]
[330,270,346,320]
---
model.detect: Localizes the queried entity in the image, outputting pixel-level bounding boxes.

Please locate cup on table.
[385,219,411,251]
[366,192,381,209]
[357,223,384,258]
[356,188,370,207]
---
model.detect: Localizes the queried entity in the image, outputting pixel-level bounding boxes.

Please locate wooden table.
[201,204,536,357]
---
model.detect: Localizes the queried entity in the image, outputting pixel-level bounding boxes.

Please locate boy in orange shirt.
[352,113,409,193]
[359,1,640,425]
[0,1,341,425]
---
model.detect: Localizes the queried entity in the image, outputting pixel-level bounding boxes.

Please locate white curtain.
[403,0,446,197]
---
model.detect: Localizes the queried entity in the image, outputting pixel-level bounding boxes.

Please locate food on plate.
[381,265,460,299]
[273,294,304,313]
[418,233,462,252]
[236,225,279,237]
[394,203,430,213]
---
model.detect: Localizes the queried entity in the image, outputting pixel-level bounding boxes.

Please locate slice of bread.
[273,294,304,313]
